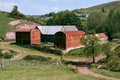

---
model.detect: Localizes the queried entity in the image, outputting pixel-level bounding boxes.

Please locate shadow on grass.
[10,42,62,56]
[65,60,91,67]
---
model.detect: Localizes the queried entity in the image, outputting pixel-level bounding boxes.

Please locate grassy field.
[91,68,120,79]
[0,58,103,80]
[0,67,103,80]
[0,63,104,80]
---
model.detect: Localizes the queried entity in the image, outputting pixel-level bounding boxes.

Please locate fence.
[1,59,61,67]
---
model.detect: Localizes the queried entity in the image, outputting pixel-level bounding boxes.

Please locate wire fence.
[1,59,61,68]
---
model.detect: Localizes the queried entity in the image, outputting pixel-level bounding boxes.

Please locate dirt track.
[1,42,23,60]
[78,66,119,80]
[74,55,119,80]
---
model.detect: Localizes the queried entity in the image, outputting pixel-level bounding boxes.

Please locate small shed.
[16,27,40,45]
[37,26,78,43]
[55,31,85,49]
[95,33,108,43]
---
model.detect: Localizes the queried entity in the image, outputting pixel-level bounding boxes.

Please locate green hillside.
[30,1,120,25]
[0,11,39,39]
[73,1,120,13]
[0,11,14,38]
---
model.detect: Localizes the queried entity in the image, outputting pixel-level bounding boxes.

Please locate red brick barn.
[16,27,41,45]
[37,26,78,43]
[55,31,85,49]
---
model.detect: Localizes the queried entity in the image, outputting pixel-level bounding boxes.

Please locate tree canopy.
[87,12,107,33]
[83,31,101,63]
[46,10,83,30]
[86,9,120,41]
[106,9,120,41]
[9,5,26,19]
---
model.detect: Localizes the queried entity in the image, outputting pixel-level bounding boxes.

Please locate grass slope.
[0,65,103,80]
[0,42,119,80]
[74,1,120,13]
[0,41,103,80]
[0,11,39,39]
[92,68,120,79]
[0,11,14,38]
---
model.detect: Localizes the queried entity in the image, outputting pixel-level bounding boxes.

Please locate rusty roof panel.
[63,31,85,37]
[96,33,108,39]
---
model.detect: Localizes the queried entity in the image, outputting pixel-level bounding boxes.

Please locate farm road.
[73,54,119,80]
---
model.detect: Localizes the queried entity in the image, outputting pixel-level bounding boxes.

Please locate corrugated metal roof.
[16,27,35,32]
[37,26,78,35]
[37,26,62,35]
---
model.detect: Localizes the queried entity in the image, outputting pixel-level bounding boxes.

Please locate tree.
[86,10,120,41]
[84,30,100,63]
[100,43,120,71]
[46,10,83,30]
[101,8,105,13]
[9,5,26,19]
[87,12,107,33]
[44,12,55,17]
[102,41,113,62]
[46,18,53,25]
[106,9,120,41]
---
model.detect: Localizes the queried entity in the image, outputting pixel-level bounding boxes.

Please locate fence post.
[0,58,4,68]
[9,60,10,67]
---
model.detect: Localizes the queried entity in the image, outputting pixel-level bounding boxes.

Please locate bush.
[0,49,18,59]
[97,58,106,64]
[23,55,53,62]
[0,52,3,58]
[3,52,14,59]
[97,49,120,71]
[107,58,120,71]
[66,47,85,57]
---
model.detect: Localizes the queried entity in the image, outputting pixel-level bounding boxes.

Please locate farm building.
[37,26,78,43]
[54,31,85,49]
[95,33,108,43]
[16,27,41,45]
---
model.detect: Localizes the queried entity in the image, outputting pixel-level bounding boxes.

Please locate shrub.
[107,57,120,71]
[0,52,3,58]
[23,55,53,62]
[97,50,120,71]
[0,49,18,59]
[3,52,14,59]
[97,58,106,64]
[66,47,86,57]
